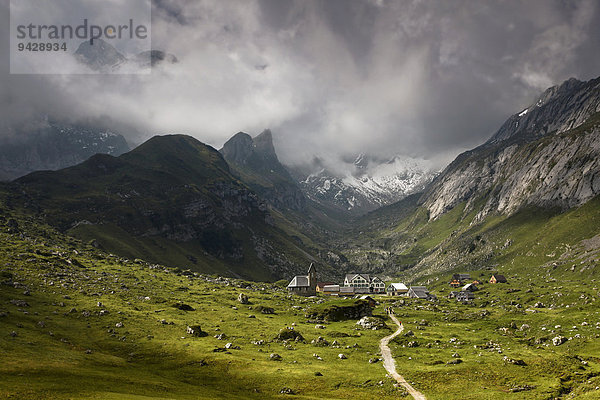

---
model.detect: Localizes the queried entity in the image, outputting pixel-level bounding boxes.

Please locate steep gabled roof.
[345,273,370,282]
[287,275,309,288]
[408,286,429,298]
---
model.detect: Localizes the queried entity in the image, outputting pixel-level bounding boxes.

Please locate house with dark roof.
[452,274,471,283]
[456,291,475,302]
[407,286,431,299]
[287,264,317,296]
[462,283,479,292]
[490,274,507,284]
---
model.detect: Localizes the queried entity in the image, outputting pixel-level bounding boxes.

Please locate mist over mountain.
[2,0,599,178]
[0,117,130,181]
[291,153,437,215]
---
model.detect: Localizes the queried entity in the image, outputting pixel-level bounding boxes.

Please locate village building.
[456,291,475,302]
[462,283,479,292]
[449,279,462,288]
[386,283,409,296]
[287,263,317,296]
[452,273,471,283]
[343,274,385,294]
[490,274,507,284]
[339,286,355,296]
[316,282,335,292]
[407,286,431,299]
[322,284,340,296]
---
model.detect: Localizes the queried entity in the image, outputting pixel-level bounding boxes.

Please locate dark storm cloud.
[1,0,599,170]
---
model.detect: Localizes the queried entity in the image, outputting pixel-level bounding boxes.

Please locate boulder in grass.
[270,353,282,361]
[237,293,249,304]
[275,327,304,342]
[186,325,207,337]
[552,336,567,346]
[357,316,387,330]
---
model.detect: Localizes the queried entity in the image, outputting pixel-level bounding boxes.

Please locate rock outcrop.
[220,130,306,211]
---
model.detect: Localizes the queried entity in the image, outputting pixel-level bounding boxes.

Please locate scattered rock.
[10,299,29,307]
[237,293,249,304]
[315,324,326,329]
[279,387,295,395]
[115,322,124,328]
[369,358,380,363]
[356,316,387,330]
[311,336,329,347]
[9,331,17,337]
[338,353,347,359]
[447,359,463,365]
[270,353,282,361]
[275,327,304,342]
[503,356,526,366]
[314,372,323,376]
[225,342,240,350]
[186,325,207,337]
[552,336,567,346]
[215,333,227,340]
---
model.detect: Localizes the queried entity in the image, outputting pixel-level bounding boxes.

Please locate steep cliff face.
[220,130,306,211]
[489,77,600,143]
[422,77,600,221]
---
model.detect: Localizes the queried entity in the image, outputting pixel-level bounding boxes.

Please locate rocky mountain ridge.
[422,77,600,221]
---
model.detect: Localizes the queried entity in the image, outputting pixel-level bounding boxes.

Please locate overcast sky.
[1,0,599,170]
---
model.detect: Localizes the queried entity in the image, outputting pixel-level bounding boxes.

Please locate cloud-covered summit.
[1,0,599,171]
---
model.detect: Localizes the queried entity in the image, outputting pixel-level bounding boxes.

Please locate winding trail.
[379,313,427,400]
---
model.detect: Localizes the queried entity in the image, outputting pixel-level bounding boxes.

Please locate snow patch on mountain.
[296,154,437,214]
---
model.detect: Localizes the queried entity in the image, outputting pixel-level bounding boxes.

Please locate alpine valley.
[2,75,600,400]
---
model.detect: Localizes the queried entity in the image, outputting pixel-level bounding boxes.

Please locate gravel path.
[379,313,427,400]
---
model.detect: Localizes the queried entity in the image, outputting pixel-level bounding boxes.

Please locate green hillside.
[2,135,332,282]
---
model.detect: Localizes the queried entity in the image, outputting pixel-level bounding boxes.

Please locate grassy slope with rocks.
[2,204,600,399]
[0,207,404,399]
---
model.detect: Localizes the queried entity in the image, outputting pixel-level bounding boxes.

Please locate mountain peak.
[253,129,277,158]
[488,76,600,144]
[75,39,126,70]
